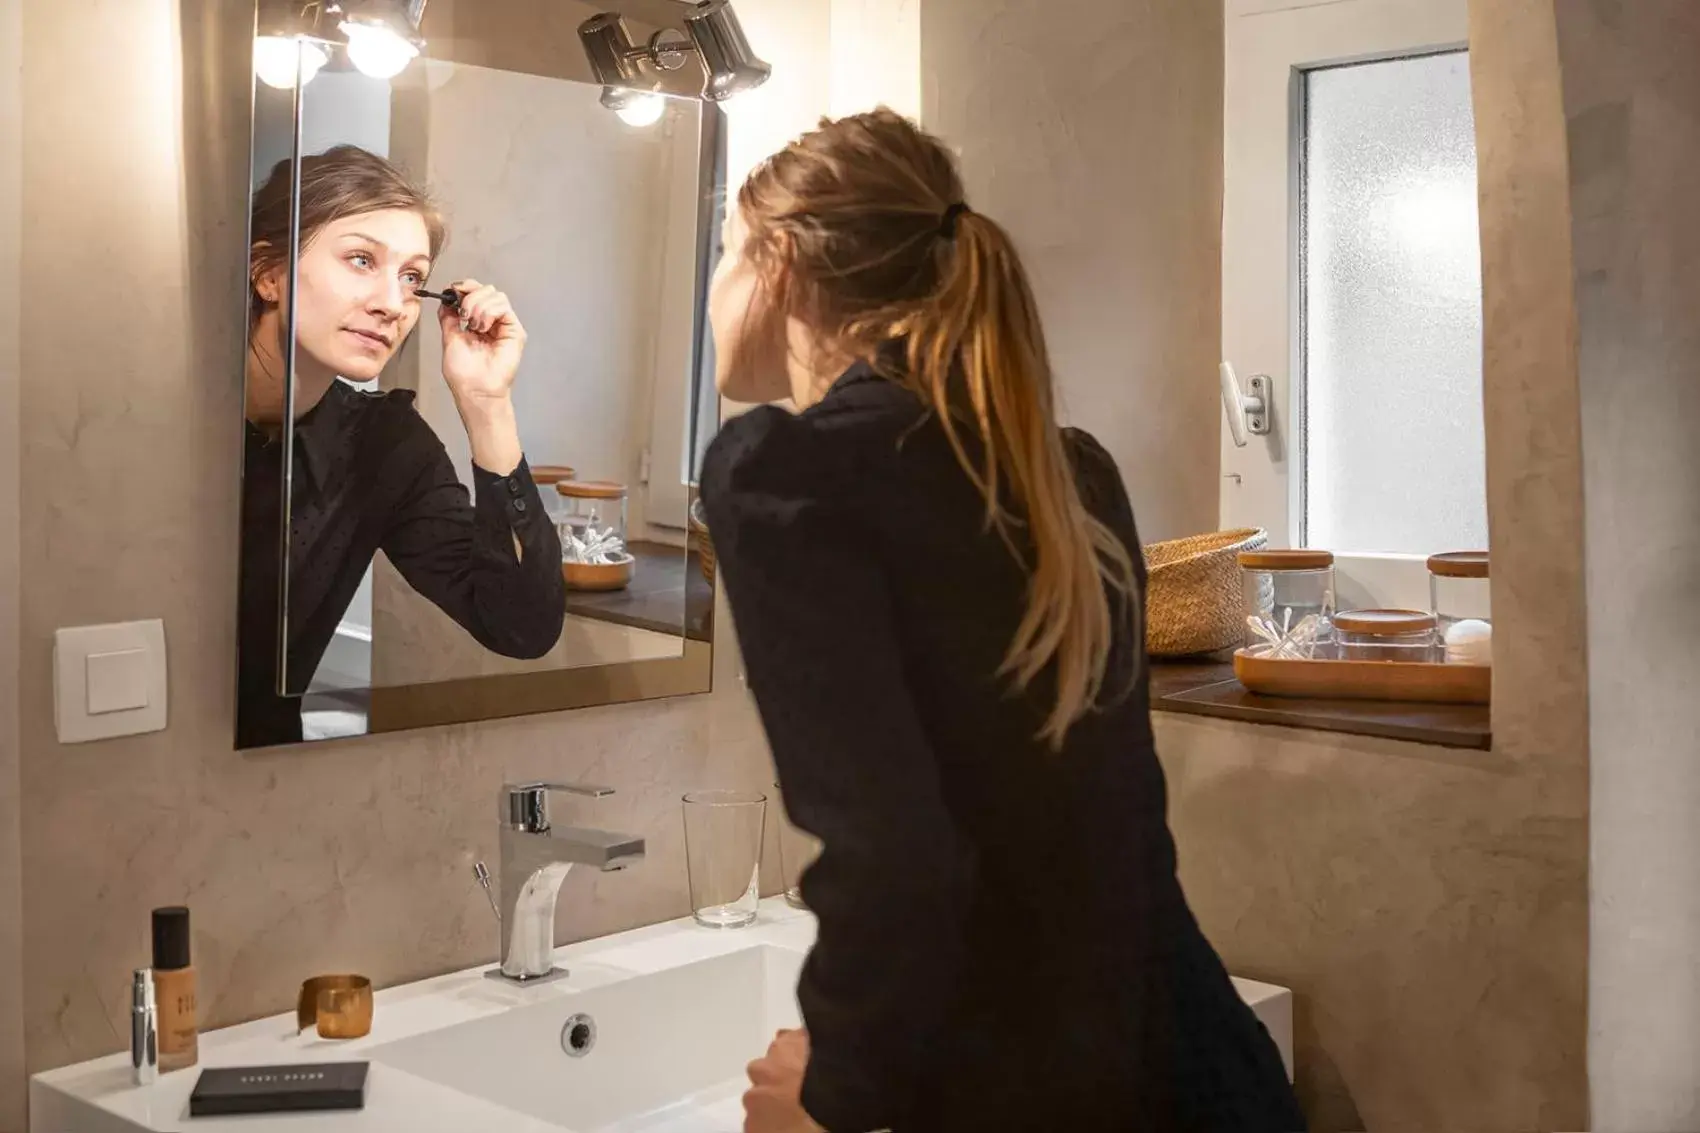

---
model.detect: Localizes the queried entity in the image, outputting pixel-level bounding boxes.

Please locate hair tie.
[939,202,971,240]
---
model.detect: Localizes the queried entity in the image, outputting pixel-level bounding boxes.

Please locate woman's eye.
[349,252,374,270]
[402,271,424,287]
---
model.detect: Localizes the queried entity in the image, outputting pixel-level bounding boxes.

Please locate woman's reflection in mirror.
[237,145,564,748]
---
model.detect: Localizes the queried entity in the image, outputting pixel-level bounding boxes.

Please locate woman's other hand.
[440,278,526,403]
[743,1029,825,1133]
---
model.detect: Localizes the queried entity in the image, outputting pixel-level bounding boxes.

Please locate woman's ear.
[711,232,797,405]
[251,243,282,304]
[742,268,798,403]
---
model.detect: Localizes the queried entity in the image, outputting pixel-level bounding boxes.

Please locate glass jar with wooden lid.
[1239,549,1337,650]
[1334,609,1439,663]
[553,480,628,560]
[1427,551,1490,632]
[529,465,578,523]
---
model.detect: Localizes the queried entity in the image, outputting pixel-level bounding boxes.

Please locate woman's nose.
[368,277,407,317]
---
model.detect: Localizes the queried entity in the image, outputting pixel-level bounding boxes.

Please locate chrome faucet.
[481,782,646,984]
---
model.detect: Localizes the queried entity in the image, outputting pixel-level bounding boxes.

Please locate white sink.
[29,901,1292,1132]
[370,946,803,1133]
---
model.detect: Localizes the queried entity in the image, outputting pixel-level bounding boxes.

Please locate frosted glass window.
[1301,50,1487,555]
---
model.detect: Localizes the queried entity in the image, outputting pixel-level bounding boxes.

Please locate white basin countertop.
[31,899,1293,1132]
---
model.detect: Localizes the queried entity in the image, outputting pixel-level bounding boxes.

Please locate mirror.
[237,4,729,748]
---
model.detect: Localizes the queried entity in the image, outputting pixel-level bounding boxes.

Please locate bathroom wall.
[1156,6,1591,1109]
[1153,716,1588,1130]
[369,61,692,686]
[1466,0,1591,773]
[11,0,828,1084]
[1557,1,1700,1126]
[397,62,676,496]
[924,0,1590,1128]
[830,0,920,119]
[922,0,1224,545]
[252,70,395,184]
[1,0,26,1122]
[1185,2,1590,1127]
[1168,2,1590,1127]
[1159,12,1595,1101]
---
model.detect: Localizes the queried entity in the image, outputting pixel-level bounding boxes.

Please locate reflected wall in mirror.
[237,2,734,748]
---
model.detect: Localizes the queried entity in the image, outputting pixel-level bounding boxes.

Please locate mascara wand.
[414,287,462,312]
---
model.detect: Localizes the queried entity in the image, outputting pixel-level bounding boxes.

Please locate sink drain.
[560,1013,597,1058]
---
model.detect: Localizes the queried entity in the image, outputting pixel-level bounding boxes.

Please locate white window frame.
[1221,0,1474,611]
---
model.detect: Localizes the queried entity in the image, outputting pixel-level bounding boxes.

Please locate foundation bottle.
[150,907,198,1072]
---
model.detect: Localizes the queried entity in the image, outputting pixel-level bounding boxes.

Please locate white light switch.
[54,620,168,743]
[86,649,150,715]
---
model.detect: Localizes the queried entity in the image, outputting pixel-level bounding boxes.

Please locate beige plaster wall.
[921,0,1225,546]
[1,0,26,1123]
[1157,713,1587,1130]
[1554,0,1700,1126]
[1468,0,1591,768]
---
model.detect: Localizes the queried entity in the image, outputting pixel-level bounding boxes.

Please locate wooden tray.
[1233,649,1490,705]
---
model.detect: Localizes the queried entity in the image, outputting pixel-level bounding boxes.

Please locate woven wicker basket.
[689,498,716,586]
[1143,528,1268,657]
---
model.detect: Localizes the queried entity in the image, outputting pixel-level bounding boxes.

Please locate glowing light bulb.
[340,21,419,80]
[616,93,667,128]
[254,36,329,90]
[717,77,774,126]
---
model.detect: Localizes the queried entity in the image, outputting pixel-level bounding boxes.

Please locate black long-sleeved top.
[236,380,565,748]
[702,362,1304,1132]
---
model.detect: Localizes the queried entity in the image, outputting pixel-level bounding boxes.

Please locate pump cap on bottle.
[152,906,191,970]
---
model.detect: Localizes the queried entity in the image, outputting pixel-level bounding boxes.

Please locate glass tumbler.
[773,782,822,910]
[682,790,766,929]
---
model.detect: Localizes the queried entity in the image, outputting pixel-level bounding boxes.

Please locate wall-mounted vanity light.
[253,2,331,90]
[252,0,427,90]
[577,13,669,125]
[578,0,771,125]
[683,0,772,102]
[334,0,427,80]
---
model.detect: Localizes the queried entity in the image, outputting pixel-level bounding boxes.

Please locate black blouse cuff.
[472,455,549,531]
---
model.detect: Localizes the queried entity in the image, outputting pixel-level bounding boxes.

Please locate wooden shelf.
[1149,659,1491,750]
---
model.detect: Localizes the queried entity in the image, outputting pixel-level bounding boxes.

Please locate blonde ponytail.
[737,109,1143,747]
[905,210,1141,747]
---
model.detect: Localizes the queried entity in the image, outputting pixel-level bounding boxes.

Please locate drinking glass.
[682,790,766,928]
[773,782,822,910]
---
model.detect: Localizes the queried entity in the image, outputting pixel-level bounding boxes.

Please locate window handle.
[1220,362,1272,447]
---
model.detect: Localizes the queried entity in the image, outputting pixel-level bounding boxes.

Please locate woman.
[701,111,1305,1132]
[237,145,564,748]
